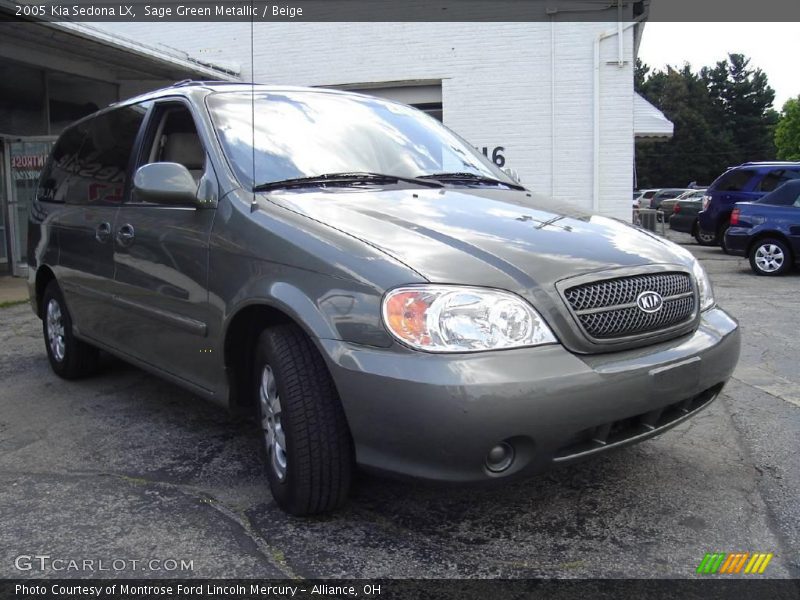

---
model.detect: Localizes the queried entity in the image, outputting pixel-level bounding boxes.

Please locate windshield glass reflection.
[206,90,515,189]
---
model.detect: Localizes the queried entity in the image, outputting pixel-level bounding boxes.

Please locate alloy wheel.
[46,299,66,362]
[259,364,288,481]
[754,243,785,273]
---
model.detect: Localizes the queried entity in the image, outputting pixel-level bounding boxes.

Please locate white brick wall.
[105,21,634,219]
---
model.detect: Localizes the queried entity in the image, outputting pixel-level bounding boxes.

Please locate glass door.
[4,138,55,276]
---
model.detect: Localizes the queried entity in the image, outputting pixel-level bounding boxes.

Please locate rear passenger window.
[714,169,756,192]
[37,123,87,203]
[757,169,800,193]
[67,104,147,205]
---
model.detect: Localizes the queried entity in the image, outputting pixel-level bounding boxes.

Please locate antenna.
[250,0,258,213]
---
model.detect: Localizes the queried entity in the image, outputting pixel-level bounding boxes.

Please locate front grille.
[563,272,695,340]
[554,383,723,461]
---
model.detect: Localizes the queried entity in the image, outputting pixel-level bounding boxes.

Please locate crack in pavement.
[0,468,300,579]
[716,393,800,578]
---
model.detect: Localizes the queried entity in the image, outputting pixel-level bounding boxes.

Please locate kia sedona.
[29,82,741,515]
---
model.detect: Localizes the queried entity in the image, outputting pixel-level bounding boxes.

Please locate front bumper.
[320,307,740,483]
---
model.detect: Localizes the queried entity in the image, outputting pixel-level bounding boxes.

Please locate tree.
[775,96,800,161]
[700,54,778,163]
[635,62,736,188]
[635,54,779,188]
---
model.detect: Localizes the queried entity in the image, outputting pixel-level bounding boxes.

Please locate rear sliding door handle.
[116,223,135,247]
[95,222,112,243]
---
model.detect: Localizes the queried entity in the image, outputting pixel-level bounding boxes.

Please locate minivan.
[698,162,800,251]
[29,82,741,515]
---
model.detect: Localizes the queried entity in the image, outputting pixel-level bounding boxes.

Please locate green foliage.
[775,97,800,161]
[636,54,779,189]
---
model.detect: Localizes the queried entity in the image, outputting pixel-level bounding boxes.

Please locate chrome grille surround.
[563,272,696,340]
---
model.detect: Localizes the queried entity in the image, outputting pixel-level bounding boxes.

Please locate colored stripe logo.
[696,552,773,574]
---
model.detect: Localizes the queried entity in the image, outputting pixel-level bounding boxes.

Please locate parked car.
[725,180,800,276]
[698,162,800,252]
[660,188,706,218]
[28,83,741,515]
[636,189,660,209]
[649,188,691,210]
[669,191,716,245]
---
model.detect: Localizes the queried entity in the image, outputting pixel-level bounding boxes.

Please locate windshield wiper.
[252,172,443,192]
[417,172,525,190]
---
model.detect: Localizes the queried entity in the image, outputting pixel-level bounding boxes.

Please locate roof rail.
[171,79,236,88]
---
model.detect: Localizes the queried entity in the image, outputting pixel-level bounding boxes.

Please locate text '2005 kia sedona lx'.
[28,83,740,515]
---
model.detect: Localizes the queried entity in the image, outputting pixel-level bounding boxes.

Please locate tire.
[693,223,717,246]
[718,220,731,253]
[749,238,792,276]
[41,280,99,379]
[254,324,353,515]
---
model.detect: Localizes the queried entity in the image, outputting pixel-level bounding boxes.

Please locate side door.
[110,99,219,392]
[54,105,147,345]
[787,188,800,258]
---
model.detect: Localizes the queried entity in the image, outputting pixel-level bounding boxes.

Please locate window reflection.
[206,90,512,188]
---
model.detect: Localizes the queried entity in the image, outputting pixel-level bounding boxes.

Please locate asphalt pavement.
[1,232,798,579]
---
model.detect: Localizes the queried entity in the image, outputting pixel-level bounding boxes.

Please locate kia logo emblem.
[636,291,663,313]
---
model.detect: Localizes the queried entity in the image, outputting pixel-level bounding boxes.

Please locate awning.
[634,93,673,139]
[0,12,240,82]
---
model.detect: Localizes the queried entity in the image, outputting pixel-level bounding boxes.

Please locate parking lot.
[1,230,798,580]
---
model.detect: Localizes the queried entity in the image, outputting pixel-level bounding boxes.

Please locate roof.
[634,93,674,139]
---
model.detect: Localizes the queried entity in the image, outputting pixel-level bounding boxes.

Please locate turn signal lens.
[382,286,557,352]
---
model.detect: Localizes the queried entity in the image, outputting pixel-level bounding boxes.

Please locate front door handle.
[116,223,135,247]
[95,222,112,243]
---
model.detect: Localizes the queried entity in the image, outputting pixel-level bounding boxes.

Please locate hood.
[265,186,698,354]
[267,186,695,292]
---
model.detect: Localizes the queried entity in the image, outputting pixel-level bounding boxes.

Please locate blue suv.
[698,162,800,251]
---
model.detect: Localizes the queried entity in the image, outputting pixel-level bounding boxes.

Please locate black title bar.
[3,0,800,22]
[2,579,800,600]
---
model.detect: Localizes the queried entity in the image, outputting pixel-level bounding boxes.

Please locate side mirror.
[503,167,521,184]
[133,162,199,205]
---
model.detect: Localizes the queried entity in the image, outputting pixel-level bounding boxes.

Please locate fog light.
[485,442,515,473]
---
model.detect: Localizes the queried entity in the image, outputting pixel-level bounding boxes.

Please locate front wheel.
[41,280,99,379]
[254,324,354,515]
[749,238,792,276]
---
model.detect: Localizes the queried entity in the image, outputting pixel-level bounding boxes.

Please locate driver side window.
[142,103,206,183]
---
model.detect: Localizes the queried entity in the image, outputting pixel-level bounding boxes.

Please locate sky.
[638,23,800,110]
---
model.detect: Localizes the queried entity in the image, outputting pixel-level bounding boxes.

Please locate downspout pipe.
[593,12,646,213]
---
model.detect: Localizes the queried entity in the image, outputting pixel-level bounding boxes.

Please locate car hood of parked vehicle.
[265,186,696,293]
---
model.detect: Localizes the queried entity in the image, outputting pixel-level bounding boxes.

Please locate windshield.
[206,90,517,189]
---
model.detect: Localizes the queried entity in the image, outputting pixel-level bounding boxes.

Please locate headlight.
[692,260,715,311]
[382,285,557,352]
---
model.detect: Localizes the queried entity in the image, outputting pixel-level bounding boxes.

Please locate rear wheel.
[254,324,354,515]
[41,281,99,379]
[749,238,792,276]
[693,222,717,246]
